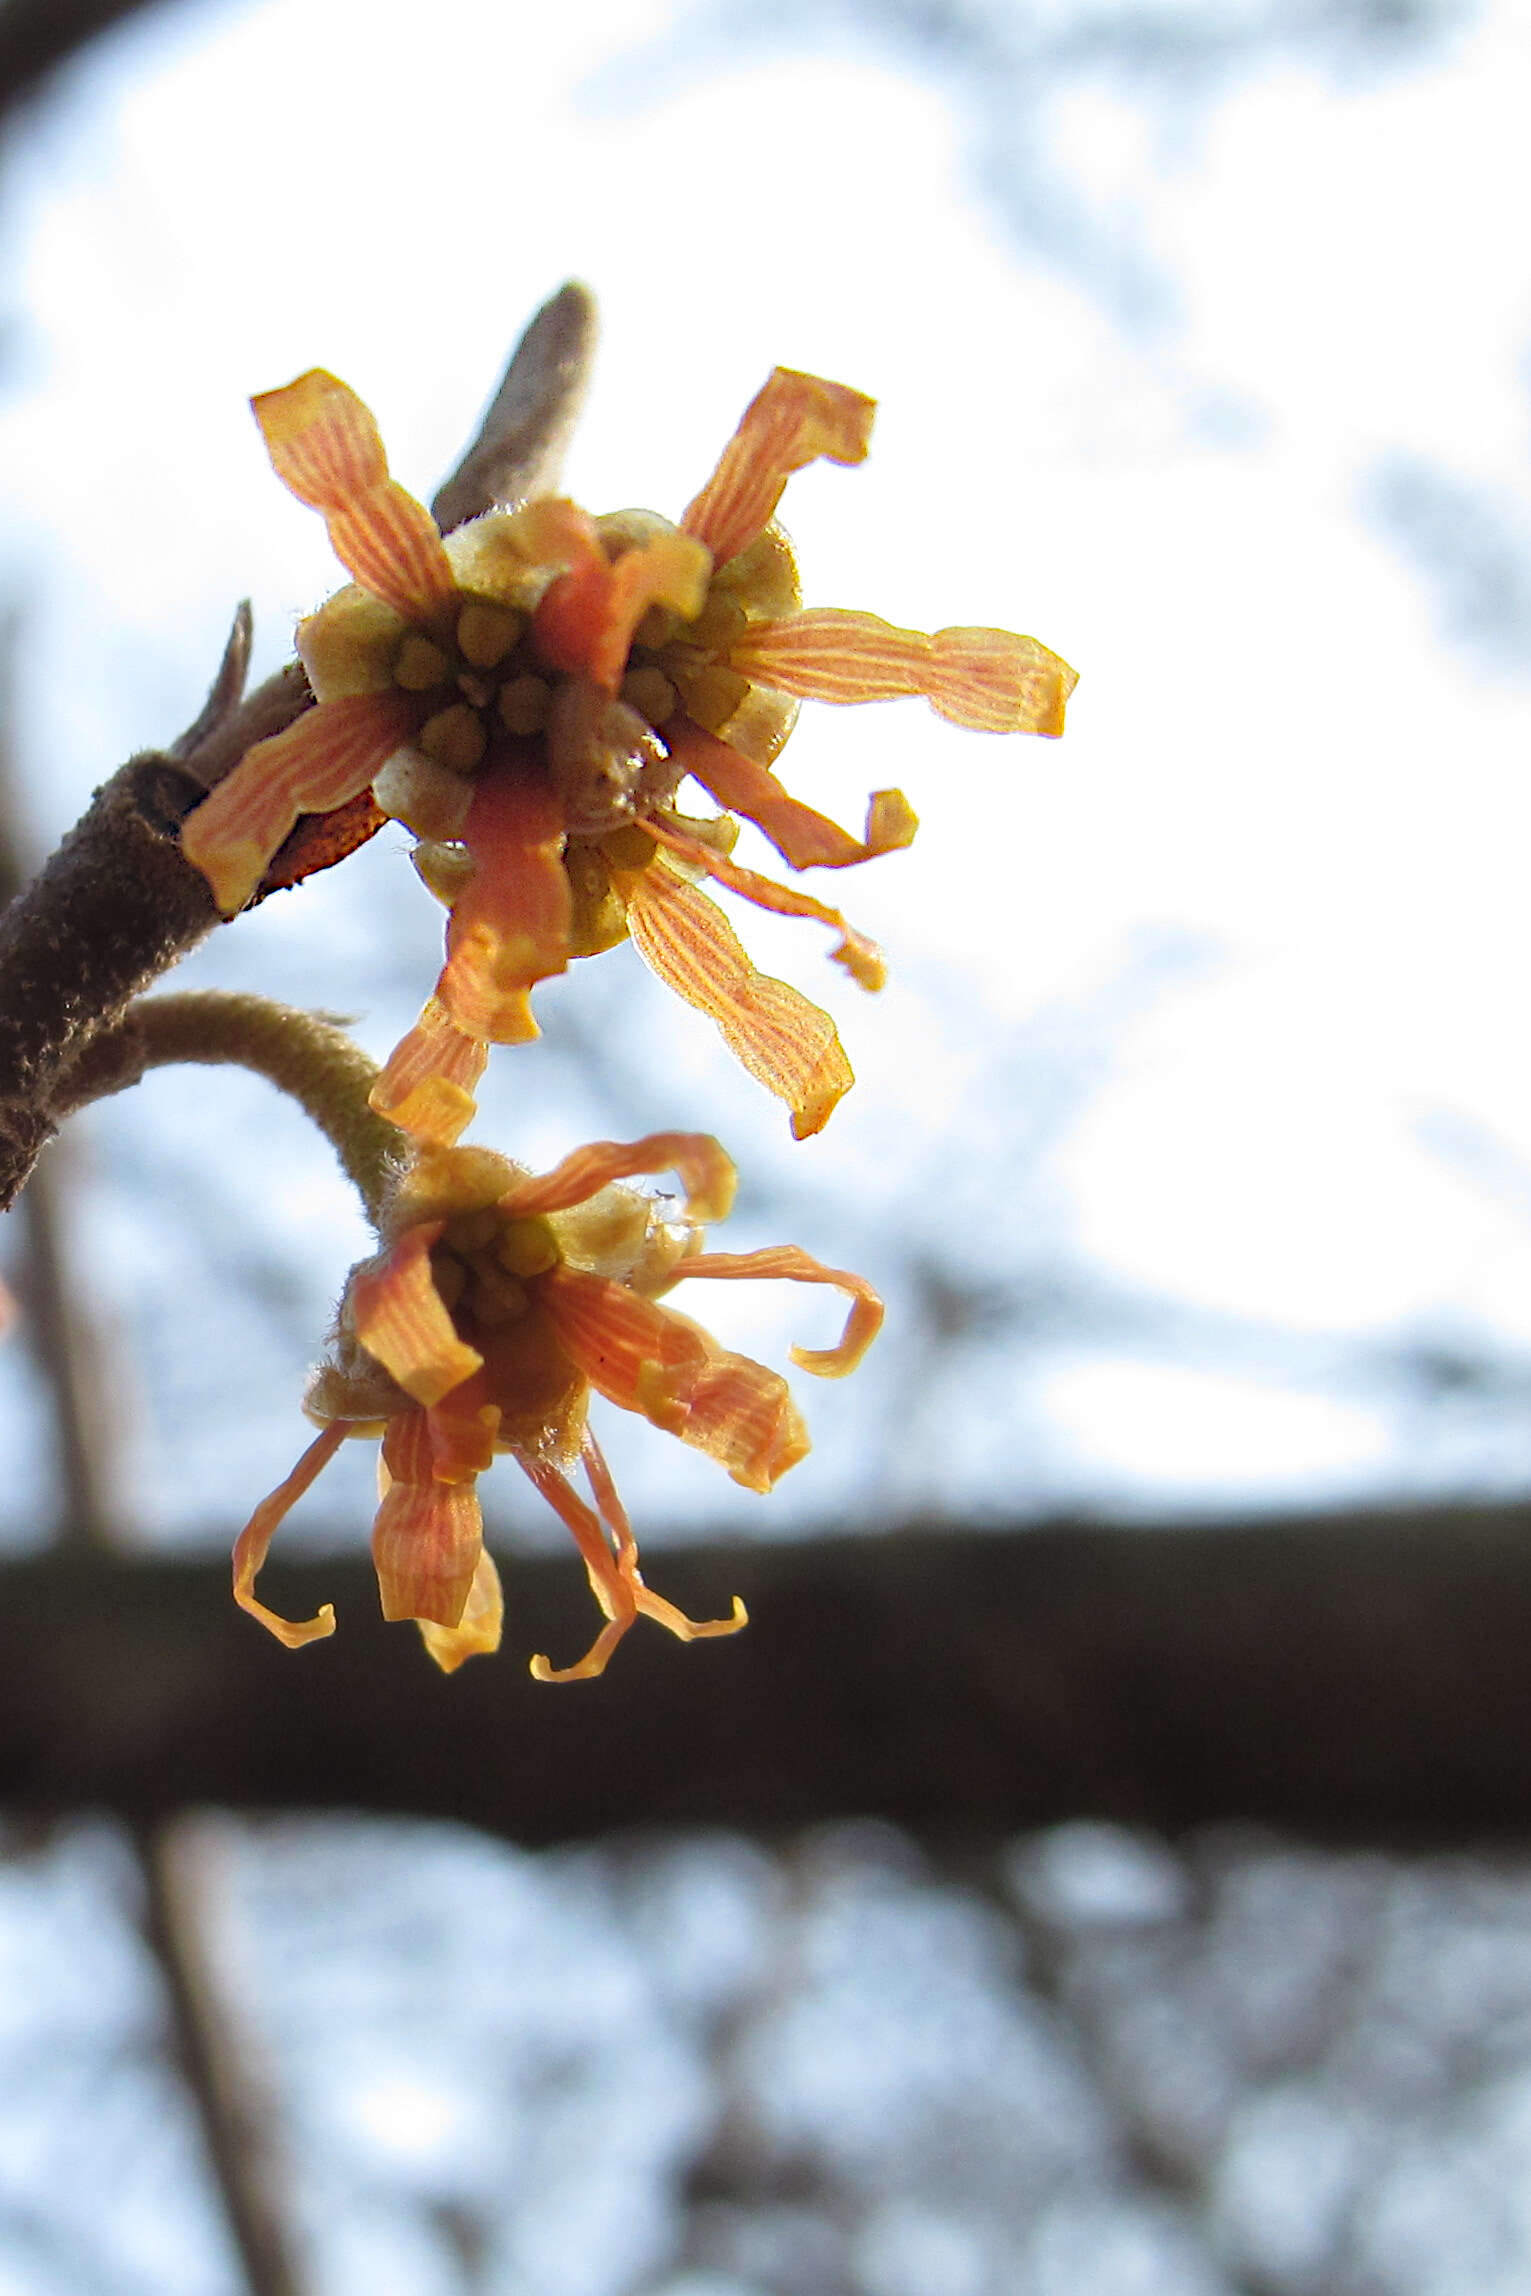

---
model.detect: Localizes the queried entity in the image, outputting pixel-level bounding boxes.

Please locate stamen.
[620,667,678,726]
[466,1263,530,1326]
[496,1217,560,1277]
[674,663,750,735]
[498,675,552,736]
[395,636,451,691]
[419,703,488,774]
[457,599,524,667]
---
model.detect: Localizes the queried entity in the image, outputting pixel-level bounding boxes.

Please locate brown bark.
[3,1505,1529,1844]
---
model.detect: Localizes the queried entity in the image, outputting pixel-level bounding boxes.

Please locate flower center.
[428,1207,561,1335]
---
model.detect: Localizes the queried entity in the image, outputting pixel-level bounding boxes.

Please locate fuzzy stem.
[61,992,406,1229]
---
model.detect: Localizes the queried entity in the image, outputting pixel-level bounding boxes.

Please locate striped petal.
[674,1247,884,1377]
[729,610,1079,735]
[615,859,853,1139]
[434,771,571,1043]
[231,1422,345,1649]
[671,719,917,871]
[425,1368,502,1484]
[539,1264,808,1490]
[370,999,487,1146]
[681,369,876,569]
[663,1349,811,1492]
[181,691,416,915]
[372,1409,483,1629]
[417,1548,504,1673]
[348,1224,483,1408]
[647,818,887,992]
[253,370,458,625]
[536,1262,711,1433]
[524,1439,746,1683]
[498,1131,736,1225]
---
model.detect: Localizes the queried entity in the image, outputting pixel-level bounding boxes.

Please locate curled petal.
[682,368,876,568]
[615,859,853,1139]
[232,1422,345,1648]
[418,1547,503,1673]
[730,610,1079,734]
[498,1131,736,1226]
[647,818,886,992]
[253,370,458,624]
[540,1264,808,1490]
[672,719,916,871]
[373,1411,484,1629]
[668,1350,811,1491]
[674,1247,884,1377]
[182,691,417,915]
[348,1224,483,1407]
[435,772,571,1042]
[523,1441,747,1683]
[370,1000,486,1146]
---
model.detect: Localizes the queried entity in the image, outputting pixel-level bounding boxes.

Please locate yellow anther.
[445,1209,501,1255]
[599,824,658,871]
[467,1264,530,1328]
[675,663,751,734]
[619,667,678,726]
[394,636,451,691]
[682,593,748,651]
[457,599,524,668]
[495,1217,560,1278]
[419,703,488,775]
[634,604,681,650]
[498,675,551,736]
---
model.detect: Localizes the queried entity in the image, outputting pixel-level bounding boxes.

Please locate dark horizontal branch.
[6,1503,1531,1844]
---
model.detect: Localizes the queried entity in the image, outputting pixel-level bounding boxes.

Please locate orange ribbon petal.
[426,1368,502,1484]
[616,860,853,1139]
[663,1350,811,1492]
[181,691,416,915]
[433,772,572,1043]
[536,1262,711,1430]
[523,1440,747,1682]
[681,368,877,569]
[253,370,458,625]
[498,1131,736,1225]
[730,610,1079,735]
[231,1422,345,1648]
[673,1247,884,1377]
[417,1547,504,1673]
[536,523,710,688]
[370,999,487,1147]
[539,1264,808,1491]
[348,1225,483,1408]
[671,718,917,872]
[646,818,887,993]
[373,1409,484,1628]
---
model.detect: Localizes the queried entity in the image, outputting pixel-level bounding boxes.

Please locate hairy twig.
[431,279,597,531]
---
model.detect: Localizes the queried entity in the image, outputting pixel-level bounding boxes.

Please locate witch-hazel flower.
[235,1125,882,1680]
[182,364,1077,1142]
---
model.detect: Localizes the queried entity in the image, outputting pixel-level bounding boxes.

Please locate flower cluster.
[180,335,1072,1677]
[235,1130,879,1679]
[183,365,1076,1143]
